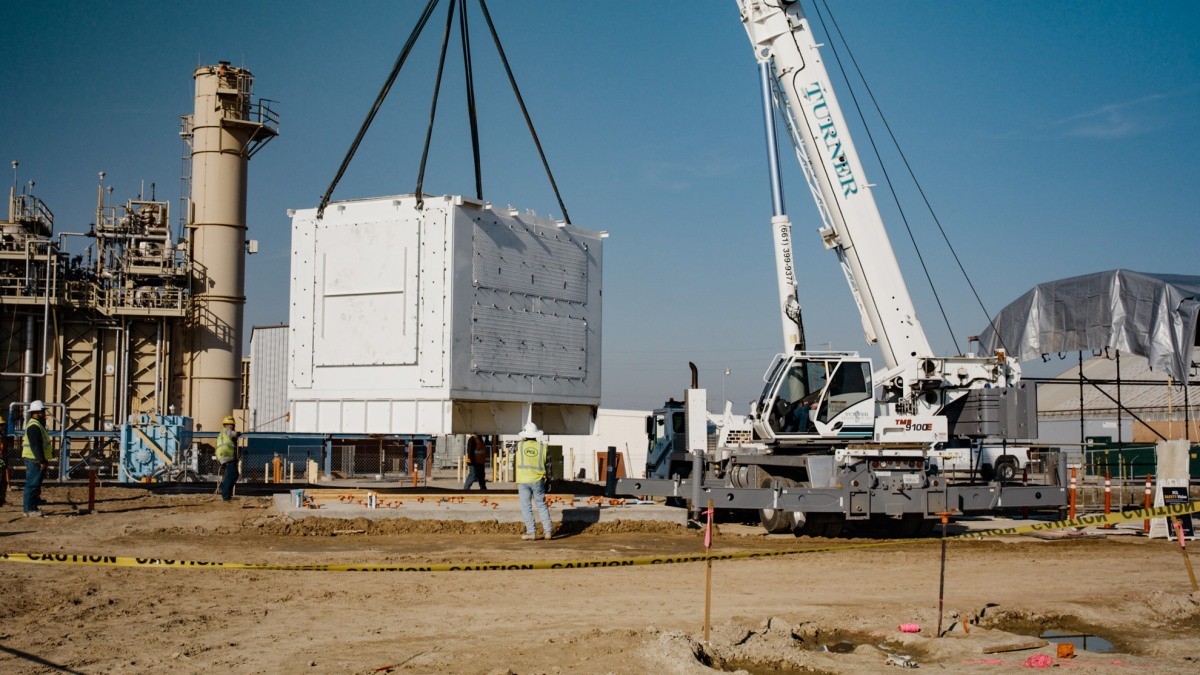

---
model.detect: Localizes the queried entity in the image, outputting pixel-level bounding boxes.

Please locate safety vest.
[22,418,52,461]
[216,429,237,463]
[515,438,546,483]
[467,435,487,464]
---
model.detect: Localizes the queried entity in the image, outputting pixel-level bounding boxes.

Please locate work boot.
[521,533,536,541]
[543,531,553,540]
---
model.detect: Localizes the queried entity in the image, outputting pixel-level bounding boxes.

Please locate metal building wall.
[249,325,289,432]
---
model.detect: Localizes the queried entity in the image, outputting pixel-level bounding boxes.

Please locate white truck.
[619,0,1064,535]
[931,445,1033,482]
[645,367,755,482]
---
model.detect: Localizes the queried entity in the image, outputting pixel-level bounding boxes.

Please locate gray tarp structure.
[977,269,1200,385]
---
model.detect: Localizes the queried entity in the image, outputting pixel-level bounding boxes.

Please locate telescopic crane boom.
[738,0,1027,443]
[742,0,931,368]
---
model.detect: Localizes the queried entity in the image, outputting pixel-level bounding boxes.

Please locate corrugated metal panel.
[250,326,289,432]
[471,305,586,378]
[473,220,587,303]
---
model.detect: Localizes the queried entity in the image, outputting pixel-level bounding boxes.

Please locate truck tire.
[758,473,799,534]
[797,513,844,538]
[994,458,1018,482]
[897,514,935,538]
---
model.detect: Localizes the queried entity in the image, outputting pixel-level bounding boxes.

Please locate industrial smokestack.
[185,61,277,430]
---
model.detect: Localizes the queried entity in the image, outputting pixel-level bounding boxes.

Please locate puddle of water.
[1039,630,1116,653]
[823,642,856,654]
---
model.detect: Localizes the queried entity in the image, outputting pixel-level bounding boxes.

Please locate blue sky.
[3,1,1198,411]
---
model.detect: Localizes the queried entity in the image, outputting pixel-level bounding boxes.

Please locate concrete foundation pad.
[271,492,689,526]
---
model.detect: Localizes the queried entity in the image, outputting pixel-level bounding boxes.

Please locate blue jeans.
[220,461,239,501]
[464,463,488,490]
[24,458,45,513]
[518,480,553,536]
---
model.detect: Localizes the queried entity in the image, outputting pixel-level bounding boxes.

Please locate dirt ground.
[1,486,1198,674]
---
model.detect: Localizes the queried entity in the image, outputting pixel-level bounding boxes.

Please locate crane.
[738,0,1031,448]
[620,0,1063,535]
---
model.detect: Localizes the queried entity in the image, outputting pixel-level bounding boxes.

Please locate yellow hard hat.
[222,416,235,426]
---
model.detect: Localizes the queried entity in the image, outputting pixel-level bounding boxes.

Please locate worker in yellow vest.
[516,422,553,540]
[216,415,240,501]
[22,400,52,517]
[463,434,488,490]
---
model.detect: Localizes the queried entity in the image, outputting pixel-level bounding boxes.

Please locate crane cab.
[752,351,875,443]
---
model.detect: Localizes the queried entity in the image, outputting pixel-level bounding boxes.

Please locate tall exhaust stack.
[186,61,277,430]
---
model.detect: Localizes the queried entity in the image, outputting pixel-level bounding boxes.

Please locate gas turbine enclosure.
[288,194,602,435]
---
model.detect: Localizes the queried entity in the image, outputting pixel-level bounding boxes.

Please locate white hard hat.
[29,400,45,413]
[519,422,543,439]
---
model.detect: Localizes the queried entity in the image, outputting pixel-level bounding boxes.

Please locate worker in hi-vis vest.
[22,400,53,517]
[217,415,240,501]
[463,434,488,490]
[515,422,553,540]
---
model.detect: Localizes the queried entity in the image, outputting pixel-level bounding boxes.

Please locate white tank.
[288,194,603,435]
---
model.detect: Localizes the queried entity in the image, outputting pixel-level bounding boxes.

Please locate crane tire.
[758,472,799,534]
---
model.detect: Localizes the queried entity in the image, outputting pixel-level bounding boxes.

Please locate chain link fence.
[0,434,438,485]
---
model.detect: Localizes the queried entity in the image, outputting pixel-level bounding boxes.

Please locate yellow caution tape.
[949,500,1198,540]
[2,502,1196,573]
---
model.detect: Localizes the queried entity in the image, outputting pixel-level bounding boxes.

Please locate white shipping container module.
[288,194,602,435]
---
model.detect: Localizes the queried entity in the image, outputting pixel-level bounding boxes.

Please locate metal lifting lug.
[818,225,839,249]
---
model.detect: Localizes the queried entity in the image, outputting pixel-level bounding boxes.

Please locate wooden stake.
[704,498,714,643]
[935,510,955,637]
[1173,518,1199,591]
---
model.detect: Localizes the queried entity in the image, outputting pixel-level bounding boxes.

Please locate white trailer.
[287,194,603,436]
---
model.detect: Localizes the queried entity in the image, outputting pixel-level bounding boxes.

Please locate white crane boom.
[739,0,932,370]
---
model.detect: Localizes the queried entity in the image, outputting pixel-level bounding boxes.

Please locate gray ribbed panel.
[470,305,586,379]
[250,326,290,432]
[472,221,588,303]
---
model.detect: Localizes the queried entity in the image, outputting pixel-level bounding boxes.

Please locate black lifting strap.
[460,0,483,201]
[317,0,571,225]
[476,0,571,224]
[415,0,460,210]
[317,0,441,219]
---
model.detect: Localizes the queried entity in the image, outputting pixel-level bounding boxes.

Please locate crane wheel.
[796,511,845,538]
[757,471,799,534]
